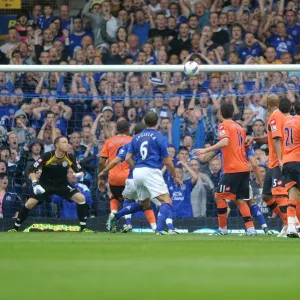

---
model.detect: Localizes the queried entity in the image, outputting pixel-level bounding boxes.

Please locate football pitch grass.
[0,233,299,300]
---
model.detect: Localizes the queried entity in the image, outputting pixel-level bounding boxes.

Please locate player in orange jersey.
[282,101,300,238]
[247,95,291,237]
[193,103,256,235]
[98,120,132,215]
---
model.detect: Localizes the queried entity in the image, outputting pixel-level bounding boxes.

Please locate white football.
[184,61,199,76]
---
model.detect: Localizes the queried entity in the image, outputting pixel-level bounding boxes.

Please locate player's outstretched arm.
[125,152,135,168]
[69,154,85,181]
[98,157,122,178]
[98,157,108,173]
[98,157,108,192]
[198,151,218,163]
[246,135,268,145]
[248,156,263,187]
[29,172,45,195]
[193,138,229,156]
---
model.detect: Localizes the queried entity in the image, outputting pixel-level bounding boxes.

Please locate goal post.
[1,64,300,72]
[0,63,291,233]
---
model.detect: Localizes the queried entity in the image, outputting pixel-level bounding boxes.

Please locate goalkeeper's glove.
[32,181,45,195]
[74,172,84,182]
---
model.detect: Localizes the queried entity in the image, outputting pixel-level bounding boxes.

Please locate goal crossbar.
[0,64,299,73]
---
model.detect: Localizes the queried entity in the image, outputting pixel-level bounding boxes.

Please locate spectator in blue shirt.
[0,89,15,120]
[69,132,87,159]
[69,17,93,57]
[238,32,265,63]
[267,21,298,59]
[52,169,92,219]
[285,9,300,45]
[0,173,22,219]
[0,73,14,92]
[129,9,151,46]
[159,117,172,144]
[59,4,71,31]
[167,161,198,218]
[37,4,55,30]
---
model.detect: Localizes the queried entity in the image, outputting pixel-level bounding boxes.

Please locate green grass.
[0,233,299,300]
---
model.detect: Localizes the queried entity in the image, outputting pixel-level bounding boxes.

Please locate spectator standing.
[0,173,21,219]
[37,4,55,30]
[0,28,19,55]
[69,17,93,57]
[60,4,71,31]
[83,0,121,49]
[188,158,214,217]
[164,161,197,218]
[129,8,152,46]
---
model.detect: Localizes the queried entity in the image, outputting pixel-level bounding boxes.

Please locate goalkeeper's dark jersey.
[28,151,83,186]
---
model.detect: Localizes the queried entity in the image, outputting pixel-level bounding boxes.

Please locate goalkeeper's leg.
[71,192,94,232]
[9,198,39,232]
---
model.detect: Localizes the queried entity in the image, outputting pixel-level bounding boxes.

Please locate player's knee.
[165,197,172,206]
[235,199,245,207]
[262,194,272,203]
[157,193,172,205]
[25,198,38,209]
[72,193,86,204]
[141,201,151,210]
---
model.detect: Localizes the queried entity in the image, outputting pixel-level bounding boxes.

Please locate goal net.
[0,63,295,233]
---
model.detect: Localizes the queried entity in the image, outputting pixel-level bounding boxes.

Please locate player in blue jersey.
[111,111,182,235]
[99,123,157,233]
[200,140,273,235]
[102,120,181,234]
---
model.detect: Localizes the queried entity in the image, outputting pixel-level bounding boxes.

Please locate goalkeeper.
[8,136,93,232]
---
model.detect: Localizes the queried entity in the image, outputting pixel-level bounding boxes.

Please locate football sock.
[157,203,171,231]
[110,199,119,214]
[116,201,142,220]
[144,209,156,229]
[295,217,300,229]
[238,202,254,229]
[166,211,175,231]
[287,199,297,229]
[123,200,132,225]
[250,204,267,228]
[14,206,31,230]
[77,202,88,230]
[275,196,288,226]
[216,198,228,229]
[296,202,300,226]
[125,215,132,226]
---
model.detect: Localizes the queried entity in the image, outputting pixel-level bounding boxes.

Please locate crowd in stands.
[0,0,299,220]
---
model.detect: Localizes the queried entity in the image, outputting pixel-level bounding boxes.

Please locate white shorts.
[122,179,138,200]
[243,184,252,201]
[151,198,161,207]
[133,167,169,201]
[248,184,253,200]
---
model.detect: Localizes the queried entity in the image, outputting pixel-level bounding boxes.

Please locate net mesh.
[1,0,298,232]
[0,67,287,232]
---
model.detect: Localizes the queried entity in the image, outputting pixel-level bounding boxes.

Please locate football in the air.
[184,61,199,76]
